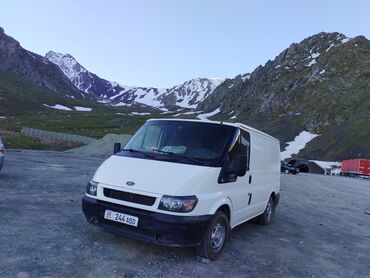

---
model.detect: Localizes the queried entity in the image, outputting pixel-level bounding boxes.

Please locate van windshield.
[118,120,237,167]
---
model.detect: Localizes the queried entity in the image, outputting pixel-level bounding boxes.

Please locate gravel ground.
[0,150,370,278]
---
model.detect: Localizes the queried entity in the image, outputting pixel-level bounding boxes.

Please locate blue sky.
[1,0,370,88]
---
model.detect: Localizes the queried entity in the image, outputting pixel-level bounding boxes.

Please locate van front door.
[225,129,259,226]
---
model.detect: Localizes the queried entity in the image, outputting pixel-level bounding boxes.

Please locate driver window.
[228,129,250,170]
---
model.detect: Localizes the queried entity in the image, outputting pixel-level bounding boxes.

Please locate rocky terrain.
[198,32,370,160]
[0,27,91,100]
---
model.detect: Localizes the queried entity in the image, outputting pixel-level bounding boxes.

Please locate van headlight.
[86,181,99,196]
[158,195,198,213]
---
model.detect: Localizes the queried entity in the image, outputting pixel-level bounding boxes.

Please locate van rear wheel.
[257,197,275,225]
[196,211,230,260]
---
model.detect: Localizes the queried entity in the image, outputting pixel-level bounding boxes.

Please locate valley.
[0,27,369,160]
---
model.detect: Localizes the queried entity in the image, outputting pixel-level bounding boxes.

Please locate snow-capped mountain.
[46,51,224,110]
[157,78,224,109]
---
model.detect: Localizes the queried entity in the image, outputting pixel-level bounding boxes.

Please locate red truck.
[341,159,370,177]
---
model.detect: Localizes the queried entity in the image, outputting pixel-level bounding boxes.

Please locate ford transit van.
[82,119,280,260]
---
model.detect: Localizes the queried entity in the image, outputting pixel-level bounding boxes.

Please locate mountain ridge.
[45,50,225,110]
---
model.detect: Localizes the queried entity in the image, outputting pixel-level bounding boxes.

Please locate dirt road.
[0,150,369,277]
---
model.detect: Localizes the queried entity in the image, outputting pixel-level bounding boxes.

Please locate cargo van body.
[82,119,280,259]
[341,159,370,176]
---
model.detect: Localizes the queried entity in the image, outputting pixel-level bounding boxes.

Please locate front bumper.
[82,196,211,247]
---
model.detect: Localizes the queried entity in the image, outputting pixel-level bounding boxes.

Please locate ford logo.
[126,181,135,186]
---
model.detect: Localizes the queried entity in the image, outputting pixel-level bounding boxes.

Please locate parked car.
[281,160,298,174]
[82,119,281,260]
[0,137,5,170]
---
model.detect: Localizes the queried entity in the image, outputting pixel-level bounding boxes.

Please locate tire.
[257,197,275,225]
[284,169,290,174]
[196,211,230,260]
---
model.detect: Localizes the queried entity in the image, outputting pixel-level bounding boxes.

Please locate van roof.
[147,118,279,142]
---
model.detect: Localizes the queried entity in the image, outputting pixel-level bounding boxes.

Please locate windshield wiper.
[122,148,156,158]
[152,149,205,165]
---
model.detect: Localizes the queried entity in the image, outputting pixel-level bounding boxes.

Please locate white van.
[82,119,280,260]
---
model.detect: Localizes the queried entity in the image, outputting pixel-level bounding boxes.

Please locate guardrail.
[21,127,97,144]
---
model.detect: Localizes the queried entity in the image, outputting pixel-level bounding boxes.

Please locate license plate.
[104,210,138,227]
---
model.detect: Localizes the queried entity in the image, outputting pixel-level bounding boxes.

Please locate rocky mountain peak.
[0,27,88,99]
[45,51,226,110]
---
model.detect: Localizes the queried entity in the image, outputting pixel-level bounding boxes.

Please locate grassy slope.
[0,70,155,150]
[212,38,370,160]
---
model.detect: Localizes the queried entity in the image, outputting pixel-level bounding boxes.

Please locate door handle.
[249,175,252,184]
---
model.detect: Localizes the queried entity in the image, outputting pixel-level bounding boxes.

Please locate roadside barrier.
[21,127,97,144]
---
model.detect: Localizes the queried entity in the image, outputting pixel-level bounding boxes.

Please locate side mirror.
[113,142,121,154]
[225,154,248,177]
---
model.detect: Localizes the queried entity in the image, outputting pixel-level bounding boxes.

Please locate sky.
[1,0,370,88]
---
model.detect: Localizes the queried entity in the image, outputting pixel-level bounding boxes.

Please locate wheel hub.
[210,222,225,251]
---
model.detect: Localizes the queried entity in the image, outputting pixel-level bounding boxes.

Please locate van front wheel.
[196,211,230,260]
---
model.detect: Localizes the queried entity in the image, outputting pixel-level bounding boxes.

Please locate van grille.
[103,188,156,206]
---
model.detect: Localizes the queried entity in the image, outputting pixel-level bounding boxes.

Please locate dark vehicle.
[0,137,4,170]
[281,160,298,175]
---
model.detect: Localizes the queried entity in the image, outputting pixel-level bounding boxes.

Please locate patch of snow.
[74,106,92,112]
[134,87,167,107]
[197,108,221,120]
[319,69,326,75]
[230,115,236,119]
[325,43,335,52]
[0,116,7,119]
[129,112,151,116]
[295,112,301,116]
[275,65,281,69]
[305,51,320,67]
[109,81,119,88]
[228,84,234,89]
[173,111,199,117]
[159,107,168,112]
[280,131,319,160]
[98,99,111,104]
[109,88,132,100]
[241,74,251,81]
[43,104,72,111]
[115,113,126,115]
[112,102,132,107]
[311,52,320,59]
[311,160,341,170]
[341,38,351,44]
[306,59,317,67]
